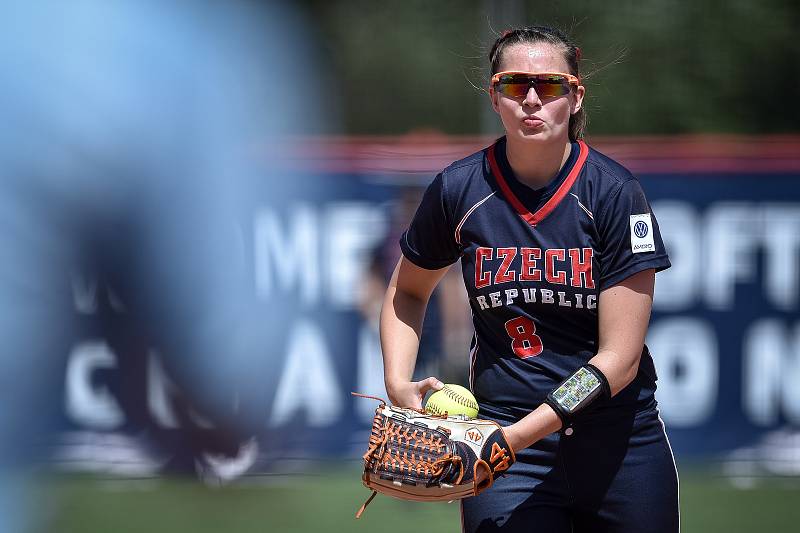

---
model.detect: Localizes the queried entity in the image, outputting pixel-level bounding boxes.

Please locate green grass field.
[45,465,800,533]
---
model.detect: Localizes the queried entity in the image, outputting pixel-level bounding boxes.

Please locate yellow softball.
[424,384,479,419]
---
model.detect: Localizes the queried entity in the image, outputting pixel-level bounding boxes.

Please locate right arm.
[381,255,450,409]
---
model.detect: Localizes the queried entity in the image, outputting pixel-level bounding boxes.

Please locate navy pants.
[461,402,679,533]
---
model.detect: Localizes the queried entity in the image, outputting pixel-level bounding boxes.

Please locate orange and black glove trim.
[474,427,515,492]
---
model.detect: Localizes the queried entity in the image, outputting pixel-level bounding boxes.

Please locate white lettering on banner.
[762,207,800,310]
[650,201,700,311]
[653,201,800,312]
[743,319,800,425]
[254,205,319,304]
[65,341,124,429]
[71,274,126,314]
[325,203,388,309]
[647,318,718,427]
[254,203,389,309]
[705,203,761,310]
[66,343,221,431]
[269,320,342,427]
[72,274,100,314]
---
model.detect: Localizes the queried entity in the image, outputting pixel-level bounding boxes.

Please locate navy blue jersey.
[400,137,670,417]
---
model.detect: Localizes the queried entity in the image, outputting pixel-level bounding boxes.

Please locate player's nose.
[523,85,541,107]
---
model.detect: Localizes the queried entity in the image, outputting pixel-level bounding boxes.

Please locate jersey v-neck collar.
[487,137,589,228]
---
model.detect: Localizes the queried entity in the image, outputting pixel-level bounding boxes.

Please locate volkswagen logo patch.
[634,220,649,238]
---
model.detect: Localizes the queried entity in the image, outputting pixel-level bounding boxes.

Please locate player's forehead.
[498,43,570,74]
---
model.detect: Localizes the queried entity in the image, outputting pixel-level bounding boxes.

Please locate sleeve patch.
[630,213,655,253]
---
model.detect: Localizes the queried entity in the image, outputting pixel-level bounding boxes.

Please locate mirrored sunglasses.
[491,71,579,99]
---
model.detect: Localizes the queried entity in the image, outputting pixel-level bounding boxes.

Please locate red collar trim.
[487,140,589,228]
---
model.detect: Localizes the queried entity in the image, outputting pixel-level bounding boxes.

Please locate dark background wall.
[300,0,800,136]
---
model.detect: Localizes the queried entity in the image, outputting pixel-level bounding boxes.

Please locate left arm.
[587,267,654,395]
[503,268,655,452]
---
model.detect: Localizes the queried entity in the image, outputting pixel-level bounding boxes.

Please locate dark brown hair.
[490,26,586,141]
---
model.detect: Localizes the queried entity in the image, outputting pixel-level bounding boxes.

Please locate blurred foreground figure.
[0,0,315,530]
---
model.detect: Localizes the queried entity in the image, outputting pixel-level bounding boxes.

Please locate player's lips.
[522,116,545,127]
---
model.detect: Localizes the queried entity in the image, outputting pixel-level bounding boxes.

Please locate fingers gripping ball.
[425,384,479,419]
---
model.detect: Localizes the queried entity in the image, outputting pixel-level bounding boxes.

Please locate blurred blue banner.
[54,138,800,477]
[644,173,800,456]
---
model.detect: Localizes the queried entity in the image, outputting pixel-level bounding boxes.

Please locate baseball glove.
[354,393,515,518]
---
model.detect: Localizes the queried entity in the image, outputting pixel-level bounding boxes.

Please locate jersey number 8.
[504,316,543,358]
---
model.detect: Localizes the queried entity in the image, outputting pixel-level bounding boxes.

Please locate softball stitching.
[442,385,478,411]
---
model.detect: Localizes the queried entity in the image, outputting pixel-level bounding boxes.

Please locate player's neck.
[505,137,572,190]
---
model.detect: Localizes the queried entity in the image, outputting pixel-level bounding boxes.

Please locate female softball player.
[380,26,679,533]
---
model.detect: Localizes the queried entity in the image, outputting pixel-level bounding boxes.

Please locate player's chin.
[513,126,550,141]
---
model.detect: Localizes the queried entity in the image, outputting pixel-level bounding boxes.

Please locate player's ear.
[489,86,501,114]
[571,84,585,115]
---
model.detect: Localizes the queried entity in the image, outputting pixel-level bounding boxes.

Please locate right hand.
[386,377,444,410]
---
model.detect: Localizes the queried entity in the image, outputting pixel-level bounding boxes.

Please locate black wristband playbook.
[544,364,611,427]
